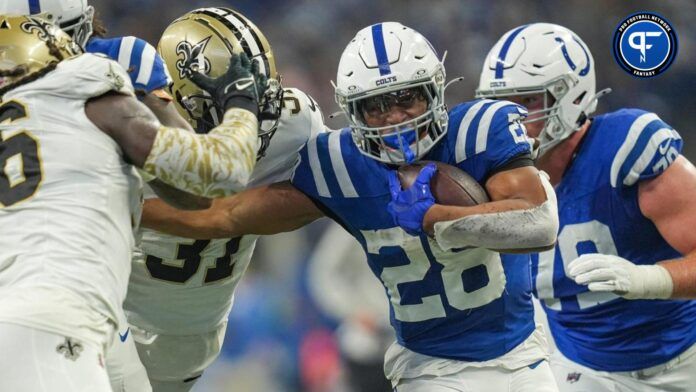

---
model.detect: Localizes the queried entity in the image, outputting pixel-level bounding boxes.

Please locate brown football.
[397,161,489,206]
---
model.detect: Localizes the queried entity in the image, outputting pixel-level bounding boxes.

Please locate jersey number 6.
[0,100,43,207]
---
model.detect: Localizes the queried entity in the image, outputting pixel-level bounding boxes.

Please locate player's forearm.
[659,251,696,298]
[223,182,325,236]
[429,172,558,252]
[147,179,211,211]
[141,198,233,239]
[143,108,258,198]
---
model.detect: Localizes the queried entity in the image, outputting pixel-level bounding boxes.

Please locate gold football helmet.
[158,7,282,156]
[0,15,81,94]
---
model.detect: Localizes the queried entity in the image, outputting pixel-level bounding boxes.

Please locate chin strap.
[538,87,613,156]
[578,87,612,117]
[444,76,465,92]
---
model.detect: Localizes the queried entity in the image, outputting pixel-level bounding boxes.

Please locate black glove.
[190,52,260,116]
[249,58,268,97]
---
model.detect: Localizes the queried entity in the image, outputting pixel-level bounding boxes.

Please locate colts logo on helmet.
[175,36,212,79]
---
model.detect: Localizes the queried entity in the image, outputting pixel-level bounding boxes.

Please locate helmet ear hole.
[573,92,586,105]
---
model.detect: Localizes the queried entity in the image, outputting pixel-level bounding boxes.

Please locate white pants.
[394,360,557,392]
[0,323,112,392]
[120,322,227,392]
[550,344,696,392]
[387,325,559,392]
[107,326,152,392]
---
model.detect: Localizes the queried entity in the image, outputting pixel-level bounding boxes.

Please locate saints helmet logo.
[175,36,212,79]
[20,16,56,41]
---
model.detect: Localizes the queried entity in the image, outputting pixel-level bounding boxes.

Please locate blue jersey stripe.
[28,0,40,14]
[371,24,391,76]
[495,25,527,79]
[315,134,345,198]
[128,38,146,83]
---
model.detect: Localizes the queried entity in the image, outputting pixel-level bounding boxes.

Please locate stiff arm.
[141,181,325,239]
[86,92,258,198]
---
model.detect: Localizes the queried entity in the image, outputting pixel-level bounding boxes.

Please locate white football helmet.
[0,0,94,48]
[335,22,447,164]
[476,23,607,154]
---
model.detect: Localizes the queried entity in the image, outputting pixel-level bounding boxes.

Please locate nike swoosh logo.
[658,141,670,155]
[234,80,254,90]
[119,328,130,342]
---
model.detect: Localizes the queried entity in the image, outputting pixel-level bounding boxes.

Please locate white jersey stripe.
[308,137,330,197]
[135,43,156,86]
[117,37,136,72]
[623,128,675,186]
[475,101,512,155]
[610,113,660,187]
[328,131,358,198]
[455,99,492,162]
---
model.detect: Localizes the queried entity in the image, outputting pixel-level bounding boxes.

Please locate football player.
[142,22,562,391]
[0,0,188,126]
[477,23,696,391]
[0,2,273,390]
[0,15,263,392]
[104,7,325,392]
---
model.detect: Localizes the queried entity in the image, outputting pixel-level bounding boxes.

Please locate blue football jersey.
[292,99,537,361]
[85,36,171,93]
[532,108,696,371]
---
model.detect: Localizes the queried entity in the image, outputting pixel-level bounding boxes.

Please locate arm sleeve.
[142,108,258,197]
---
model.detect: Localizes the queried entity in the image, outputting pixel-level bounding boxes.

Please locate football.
[397,161,489,206]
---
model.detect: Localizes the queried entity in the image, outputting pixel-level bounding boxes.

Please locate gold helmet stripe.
[193,8,273,78]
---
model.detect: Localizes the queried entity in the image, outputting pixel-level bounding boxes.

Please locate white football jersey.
[0,54,142,348]
[125,87,325,334]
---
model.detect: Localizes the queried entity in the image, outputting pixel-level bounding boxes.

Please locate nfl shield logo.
[566,372,582,384]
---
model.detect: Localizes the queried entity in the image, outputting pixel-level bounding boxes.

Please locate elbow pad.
[434,172,559,251]
[142,108,258,198]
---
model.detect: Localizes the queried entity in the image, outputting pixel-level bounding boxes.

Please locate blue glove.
[387,163,437,236]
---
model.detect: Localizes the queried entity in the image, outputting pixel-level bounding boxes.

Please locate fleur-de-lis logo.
[105,63,125,91]
[20,16,55,42]
[56,337,83,361]
[175,36,212,79]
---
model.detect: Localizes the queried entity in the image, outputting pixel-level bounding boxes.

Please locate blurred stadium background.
[90,0,695,390]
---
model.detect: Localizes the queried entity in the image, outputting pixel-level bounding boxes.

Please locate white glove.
[568,254,673,300]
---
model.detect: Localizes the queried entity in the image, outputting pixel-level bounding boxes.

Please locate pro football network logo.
[612,12,677,78]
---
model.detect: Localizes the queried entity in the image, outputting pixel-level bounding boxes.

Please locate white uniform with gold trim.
[117,88,324,389]
[0,54,141,391]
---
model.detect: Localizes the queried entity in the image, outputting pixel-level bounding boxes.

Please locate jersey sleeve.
[56,54,135,99]
[86,36,171,93]
[609,110,683,188]
[291,133,331,199]
[452,100,533,181]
